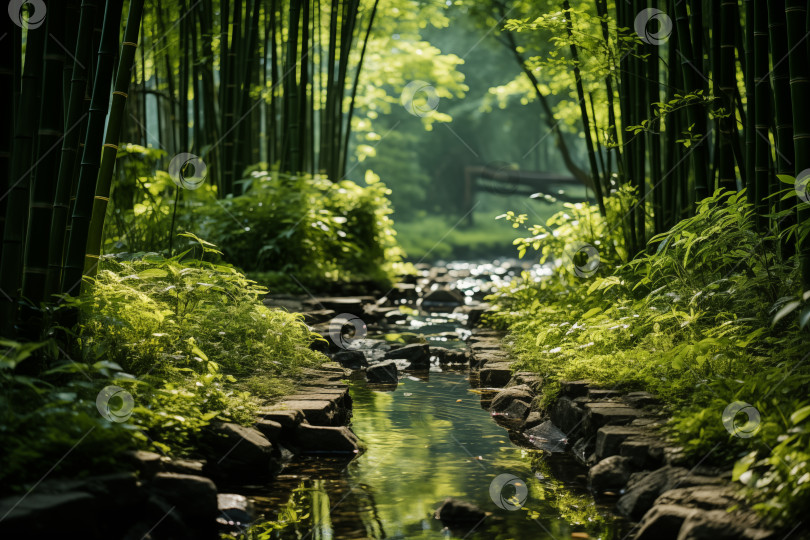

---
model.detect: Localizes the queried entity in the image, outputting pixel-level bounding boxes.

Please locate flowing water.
[244,263,628,539]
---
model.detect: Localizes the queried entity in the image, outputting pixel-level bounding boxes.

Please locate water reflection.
[244,373,626,539]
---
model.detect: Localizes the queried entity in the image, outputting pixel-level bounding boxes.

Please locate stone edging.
[466,328,779,540]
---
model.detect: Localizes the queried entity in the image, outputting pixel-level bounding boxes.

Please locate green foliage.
[103,147,405,291]
[1,245,330,487]
[0,339,138,490]
[192,168,405,290]
[77,243,327,454]
[489,189,809,523]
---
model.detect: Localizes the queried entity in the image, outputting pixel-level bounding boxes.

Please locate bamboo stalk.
[63,0,125,295]
[84,0,145,279]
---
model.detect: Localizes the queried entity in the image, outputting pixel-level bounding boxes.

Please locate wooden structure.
[463,165,584,224]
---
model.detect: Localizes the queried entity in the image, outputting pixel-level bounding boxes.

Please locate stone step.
[479,362,513,388]
[584,402,644,430]
[595,425,647,462]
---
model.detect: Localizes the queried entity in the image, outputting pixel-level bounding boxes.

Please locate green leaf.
[138,268,169,279]
[800,307,810,330]
[790,405,810,425]
[776,174,796,185]
[773,301,801,326]
[581,307,602,320]
[732,452,757,482]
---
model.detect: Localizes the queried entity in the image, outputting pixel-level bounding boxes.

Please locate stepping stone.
[202,423,278,480]
[588,388,622,400]
[595,425,646,461]
[620,435,668,468]
[254,419,283,443]
[469,351,508,369]
[584,402,644,430]
[293,424,362,454]
[550,396,586,436]
[479,362,512,387]
[269,400,337,426]
[302,309,337,325]
[384,343,430,369]
[303,296,375,316]
[366,360,398,384]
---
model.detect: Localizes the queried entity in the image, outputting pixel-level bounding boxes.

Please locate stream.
[247,262,629,539]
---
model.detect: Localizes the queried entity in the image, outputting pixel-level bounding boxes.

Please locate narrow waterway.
[246,263,628,539]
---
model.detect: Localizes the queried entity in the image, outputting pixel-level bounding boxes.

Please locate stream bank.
[0,261,783,539]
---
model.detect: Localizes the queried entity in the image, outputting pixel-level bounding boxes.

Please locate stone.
[676,509,775,540]
[521,411,545,430]
[293,424,363,454]
[617,466,689,520]
[366,360,398,384]
[491,399,531,426]
[594,425,646,461]
[126,450,163,478]
[620,435,667,469]
[469,351,508,369]
[422,288,465,307]
[303,296,375,316]
[217,493,254,533]
[588,455,632,492]
[333,349,367,370]
[465,305,489,328]
[584,402,644,430]
[255,419,283,443]
[434,498,487,526]
[384,343,430,369]
[654,486,739,511]
[635,504,697,540]
[523,420,568,452]
[0,492,96,536]
[432,347,469,365]
[550,396,586,436]
[572,436,596,466]
[479,362,512,387]
[151,473,218,523]
[588,388,621,400]
[302,309,337,325]
[163,459,206,476]
[256,408,305,431]
[510,371,543,392]
[469,340,502,352]
[268,400,337,426]
[489,385,534,413]
[560,380,591,398]
[625,391,660,408]
[288,386,352,409]
[202,422,277,480]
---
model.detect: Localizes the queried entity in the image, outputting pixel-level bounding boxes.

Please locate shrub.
[488,188,810,524]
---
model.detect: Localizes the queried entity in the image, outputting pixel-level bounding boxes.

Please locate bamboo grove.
[0,0,379,338]
[2,0,810,339]
[482,0,810,286]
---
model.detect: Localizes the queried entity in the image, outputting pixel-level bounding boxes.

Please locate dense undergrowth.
[0,237,326,490]
[488,186,810,524]
[105,146,405,292]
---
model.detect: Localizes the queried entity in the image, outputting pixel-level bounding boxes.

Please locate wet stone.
[366,360,398,384]
[270,400,337,426]
[434,498,487,526]
[588,455,631,492]
[560,380,591,398]
[620,435,667,469]
[594,425,646,462]
[332,349,368,370]
[293,424,363,454]
[584,402,644,430]
[479,362,513,388]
